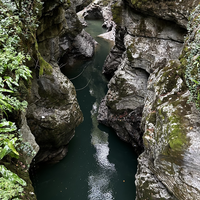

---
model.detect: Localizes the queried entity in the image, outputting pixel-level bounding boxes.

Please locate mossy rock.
[111,2,123,26]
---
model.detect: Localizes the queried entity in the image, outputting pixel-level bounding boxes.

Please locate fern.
[0,0,43,198]
[0,165,26,200]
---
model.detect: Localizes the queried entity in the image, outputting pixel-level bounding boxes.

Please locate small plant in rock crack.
[184,4,200,109]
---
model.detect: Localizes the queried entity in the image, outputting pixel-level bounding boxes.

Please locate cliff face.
[135,4,200,198]
[8,0,94,198]
[26,0,95,164]
[125,0,199,28]
[96,0,200,199]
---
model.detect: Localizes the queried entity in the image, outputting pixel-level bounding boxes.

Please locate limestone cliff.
[96,0,200,199]
[98,0,185,153]
[26,0,92,164]
[135,4,200,199]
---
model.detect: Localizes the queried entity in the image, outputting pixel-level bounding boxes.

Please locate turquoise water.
[32,20,137,200]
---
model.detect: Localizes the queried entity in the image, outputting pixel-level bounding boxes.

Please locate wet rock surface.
[98,57,148,153]
[136,60,200,199]
[125,0,199,28]
[27,0,87,164]
[27,64,83,163]
[96,0,200,199]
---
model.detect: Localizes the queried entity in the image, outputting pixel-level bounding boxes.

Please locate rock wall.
[96,0,200,199]
[125,0,199,28]
[11,0,93,198]
[26,0,97,164]
[98,0,185,154]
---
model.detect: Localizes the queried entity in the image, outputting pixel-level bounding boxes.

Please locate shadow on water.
[31,19,137,200]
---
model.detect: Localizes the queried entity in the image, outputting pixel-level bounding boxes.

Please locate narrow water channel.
[32,20,137,200]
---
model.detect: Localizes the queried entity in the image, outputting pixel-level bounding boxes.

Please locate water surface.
[32,20,137,200]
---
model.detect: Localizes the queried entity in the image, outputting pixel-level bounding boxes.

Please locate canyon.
[10,0,200,199]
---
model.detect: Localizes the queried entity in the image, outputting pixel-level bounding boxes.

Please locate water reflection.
[88,173,114,200]
[81,21,116,199]
[89,102,116,200]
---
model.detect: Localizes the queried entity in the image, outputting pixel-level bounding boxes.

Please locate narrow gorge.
[1,0,200,200]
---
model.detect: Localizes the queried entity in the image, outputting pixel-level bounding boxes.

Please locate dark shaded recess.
[103,28,127,79]
[76,0,93,12]
[84,7,103,20]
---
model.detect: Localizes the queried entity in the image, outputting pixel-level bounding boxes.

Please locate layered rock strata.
[26,0,93,163]
[125,0,199,28]
[98,0,185,154]
[96,0,200,199]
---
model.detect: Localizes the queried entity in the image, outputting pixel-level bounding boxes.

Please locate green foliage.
[111,2,122,26]
[0,0,44,199]
[184,4,200,109]
[0,1,32,117]
[32,34,53,76]
[0,165,26,200]
[0,133,19,160]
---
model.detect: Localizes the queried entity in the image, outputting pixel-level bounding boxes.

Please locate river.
[32,19,137,200]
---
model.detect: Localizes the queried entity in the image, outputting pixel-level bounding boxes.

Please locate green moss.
[184,4,200,109]
[111,3,122,26]
[131,0,151,8]
[127,48,133,61]
[126,43,138,62]
[168,115,187,150]
[33,33,53,76]
[157,60,187,96]
[147,111,156,124]
[180,57,187,67]
[101,0,109,6]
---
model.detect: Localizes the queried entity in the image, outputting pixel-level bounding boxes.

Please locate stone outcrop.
[125,0,199,28]
[135,4,200,199]
[27,64,83,163]
[96,0,200,199]
[20,111,40,166]
[98,0,185,154]
[136,59,200,199]
[26,0,93,164]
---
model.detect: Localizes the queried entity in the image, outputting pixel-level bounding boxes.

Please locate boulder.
[27,64,83,163]
[72,29,96,58]
[98,56,148,153]
[20,111,40,166]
